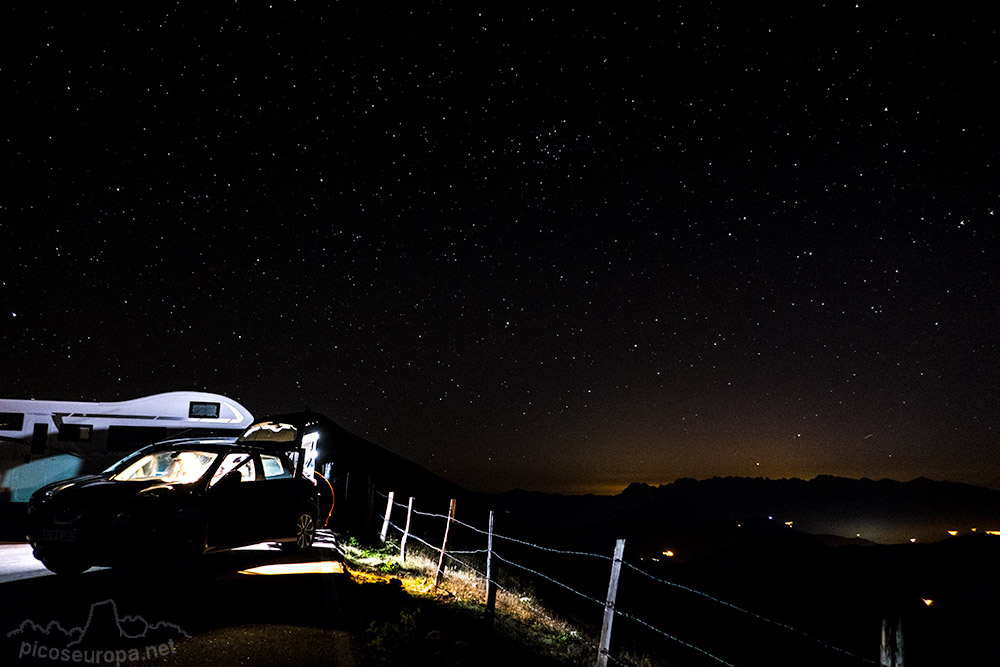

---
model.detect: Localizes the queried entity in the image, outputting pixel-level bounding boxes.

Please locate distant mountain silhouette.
[490,475,1000,547]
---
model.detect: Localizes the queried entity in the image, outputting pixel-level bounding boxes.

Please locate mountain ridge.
[488,475,1000,546]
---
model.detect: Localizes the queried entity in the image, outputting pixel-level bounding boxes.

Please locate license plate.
[35,529,79,542]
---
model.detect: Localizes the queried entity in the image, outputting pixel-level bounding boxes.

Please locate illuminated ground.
[0,530,359,666]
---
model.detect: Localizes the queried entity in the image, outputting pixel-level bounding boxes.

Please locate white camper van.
[0,391,254,502]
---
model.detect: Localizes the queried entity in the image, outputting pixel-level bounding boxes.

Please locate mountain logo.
[7,599,189,665]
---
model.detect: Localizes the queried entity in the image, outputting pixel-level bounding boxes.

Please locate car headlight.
[53,505,86,524]
[33,481,75,504]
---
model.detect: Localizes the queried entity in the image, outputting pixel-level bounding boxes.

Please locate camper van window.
[189,401,221,419]
[58,424,93,442]
[0,413,24,431]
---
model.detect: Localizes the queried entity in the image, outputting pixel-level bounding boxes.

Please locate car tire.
[39,550,90,576]
[281,509,316,551]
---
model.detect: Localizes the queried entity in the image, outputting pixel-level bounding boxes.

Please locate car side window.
[210,452,256,486]
[260,454,294,480]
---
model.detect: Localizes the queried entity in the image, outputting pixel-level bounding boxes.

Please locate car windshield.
[111,450,219,484]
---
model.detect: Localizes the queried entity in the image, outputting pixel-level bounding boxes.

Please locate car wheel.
[281,510,316,550]
[39,550,90,576]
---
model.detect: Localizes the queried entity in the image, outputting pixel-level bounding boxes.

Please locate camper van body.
[0,392,253,502]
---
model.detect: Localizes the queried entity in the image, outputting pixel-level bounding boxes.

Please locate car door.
[255,452,311,541]
[204,452,269,548]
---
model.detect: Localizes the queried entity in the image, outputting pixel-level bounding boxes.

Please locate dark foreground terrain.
[4,476,1000,667]
[0,536,576,667]
[0,540,357,667]
[489,527,1000,666]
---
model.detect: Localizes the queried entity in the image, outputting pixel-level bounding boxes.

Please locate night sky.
[3,4,998,495]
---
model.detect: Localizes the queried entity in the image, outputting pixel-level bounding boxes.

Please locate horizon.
[492,472,1000,498]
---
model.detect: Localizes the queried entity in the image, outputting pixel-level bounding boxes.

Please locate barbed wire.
[372,516,553,619]
[492,552,606,610]
[620,561,876,665]
[385,502,613,560]
[610,606,734,667]
[375,516,732,666]
[449,515,491,535]
[490,550,733,666]
[491,531,613,560]
[377,514,490,581]
[369,491,877,666]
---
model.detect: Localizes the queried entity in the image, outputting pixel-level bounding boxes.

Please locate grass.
[339,535,602,666]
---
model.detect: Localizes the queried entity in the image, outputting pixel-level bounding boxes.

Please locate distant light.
[909,538,917,543]
[947,530,958,536]
[662,550,675,558]
[856,533,861,538]
[768,516,773,520]
[921,598,933,607]
[240,561,343,575]
[971,528,977,532]
[987,531,1000,536]
[784,521,793,527]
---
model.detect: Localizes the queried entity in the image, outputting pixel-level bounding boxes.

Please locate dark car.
[26,433,322,575]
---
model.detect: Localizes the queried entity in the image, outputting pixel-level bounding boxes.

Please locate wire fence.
[364,491,878,667]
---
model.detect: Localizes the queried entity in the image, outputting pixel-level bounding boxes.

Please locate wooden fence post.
[400,496,414,566]
[880,615,904,667]
[485,510,497,624]
[379,491,394,544]
[597,539,625,667]
[434,498,457,588]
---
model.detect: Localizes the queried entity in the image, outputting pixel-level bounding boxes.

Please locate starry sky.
[3,4,998,495]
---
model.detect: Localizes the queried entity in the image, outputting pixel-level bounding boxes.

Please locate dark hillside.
[489,475,1000,547]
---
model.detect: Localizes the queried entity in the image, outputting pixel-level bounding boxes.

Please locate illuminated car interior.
[261,454,294,479]
[112,450,218,484]
[209,453,256,486]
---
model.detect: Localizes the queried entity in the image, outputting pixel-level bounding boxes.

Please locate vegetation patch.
[340,535,597,666]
